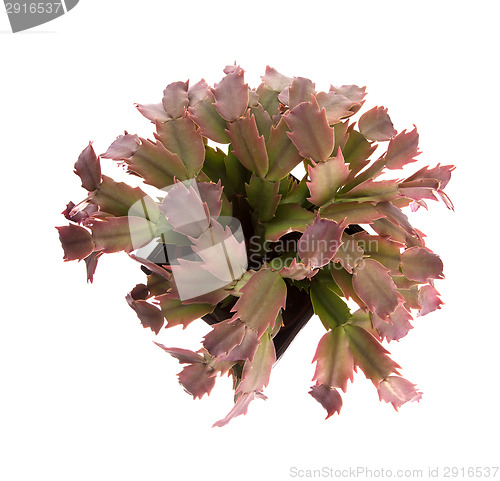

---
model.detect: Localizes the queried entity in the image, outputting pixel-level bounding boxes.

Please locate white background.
[1,1,499,480]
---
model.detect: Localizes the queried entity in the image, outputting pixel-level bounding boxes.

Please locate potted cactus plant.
[57,65,454,427]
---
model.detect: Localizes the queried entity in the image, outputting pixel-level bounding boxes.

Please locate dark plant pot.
[202,283,314,361]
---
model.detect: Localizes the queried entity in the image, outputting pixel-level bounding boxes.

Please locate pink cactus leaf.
[376,201,418,238]
[226,111,269,177]
[155,116,205,177]
[370,218,425,248]
[62,201,98,225]
[342,128,377,178]
[399,186,438,203]
[124,138,189,189]
[399,178,441,191]
[247,89,259,107]
[223,64,241,74]
[159,181,209,237]
[285,95,335,162]
[320,201,384,225]
[410,200,427,212]
[309,384,343,419]
[384,126,421,169]
[162,81,189,119]
[279,258,319,280]
[343,324,401,385]
[264,203,316,242]
[401,247,444,283]
[331,267,365,309]
[74,142,101,192]
[125,293,165,334]
[187,79,210,106]
[358,106,397,141]
[338,179,399,203]
[102,133,140,160]
[84,250,102,283]
[316,91,359,124]
[237,332,276,394]
[218,323,260,362]
[88,216,155,254]
[90,175,161,219]
[278,87,290,106]
[282,77,316,108]
[371,305,413,342]
[437,190,455,211]
[231,269,287,339]
[298,216,346,268]
[188,93,230,144]
[213,391,262,427]
[418,284,444,316]
[56,224,94,262]
[196,180,223,219]
[266,118,304,181]
[261,66,292,92]
[377,376,422,411]
[156,292,214,329]
[153,343,205,364]
[307,149,350,206]
[203,319,246,358]
[332,234,364,274]
[399,167,455,206]
[212,68,249,121]
[178,362,217,400]
[398,285,421,310]
[330,85,367,105]
[392,197,414,209]
[405,163,455,190]
[353,232,404,276]
[135,103,170,123]
[312,327,354,392]
[352,258,404,319]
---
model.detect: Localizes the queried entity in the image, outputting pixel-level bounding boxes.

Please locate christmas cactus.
[57,65,454,426]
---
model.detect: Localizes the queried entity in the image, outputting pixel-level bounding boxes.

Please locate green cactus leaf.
[264,203,316,242]
[155,116,205,177]
[226,111,269,178]
[343,324,401,385]
[245,174,281,223]
[310,276,352,330]
[266,118,304,181]
[285,95,335,163]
